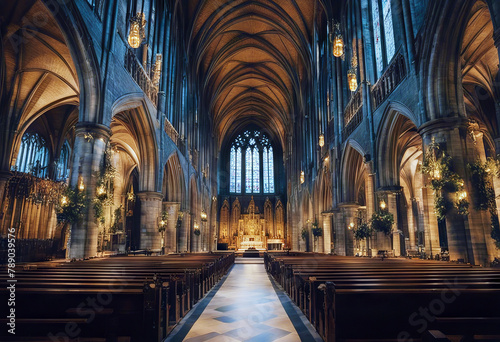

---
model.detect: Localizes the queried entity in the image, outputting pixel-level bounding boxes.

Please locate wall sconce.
[379,200,387,210]
[97,185,106,196]
[78,177,85,191]
[348,222,355,230]
[201,210,208,222]
[300,171,305,184]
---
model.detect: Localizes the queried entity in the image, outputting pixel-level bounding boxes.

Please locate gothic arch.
[377,109,421,188]
[341,142,366,204]
[110,99,159,192]
[163,152,185,203]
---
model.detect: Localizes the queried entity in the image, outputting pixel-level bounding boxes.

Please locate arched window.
[371,0,395,78]
[14,132,50,178]
[56,140,71,181]
[228,130,274,194]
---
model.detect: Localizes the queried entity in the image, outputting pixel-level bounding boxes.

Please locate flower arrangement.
[311,221,323,237]
[354,222,372,240]
[57,186,87,225]
[301,227,308,240]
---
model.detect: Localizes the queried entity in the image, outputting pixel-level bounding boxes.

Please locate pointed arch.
[163,152,185,202]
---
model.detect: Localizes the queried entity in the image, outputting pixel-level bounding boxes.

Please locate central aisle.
[173,258,318,342]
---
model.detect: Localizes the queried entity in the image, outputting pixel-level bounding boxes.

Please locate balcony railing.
[164,119,179,145]
[372,53,406,109]
[124,49,158,107]
[342,86,363,140]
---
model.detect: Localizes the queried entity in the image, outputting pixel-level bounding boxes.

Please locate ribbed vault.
[184,0,328,148]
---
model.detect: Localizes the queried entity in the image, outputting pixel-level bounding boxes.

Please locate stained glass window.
[245,147,252,193]
[228,130,274,194]
[268,147,274,193]
[263,147,269,193]
[372,0,383,77]
[230,147,236,193]
[235,147,241,193]
[382,0,395,61]
[252,147,259,193]
[13,133,50,178]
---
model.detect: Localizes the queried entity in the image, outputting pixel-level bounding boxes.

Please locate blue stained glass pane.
[246,147,252,193]
[236,147,242,193]
[253,147,259,192]
[372,0,383,77]
[230,147,236,193]
[382,0,395,61]
[269,147,274,193]
[263,147,269,193]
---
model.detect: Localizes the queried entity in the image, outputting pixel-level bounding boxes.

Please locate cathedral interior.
[1,0,500,341]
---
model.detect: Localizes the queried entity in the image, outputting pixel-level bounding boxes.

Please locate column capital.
[137,191,164,201]
[75,122,111,141]
[418,117,467,137]
[377,186,403,194]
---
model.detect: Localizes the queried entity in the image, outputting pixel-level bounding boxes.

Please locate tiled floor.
[167,258,321,342]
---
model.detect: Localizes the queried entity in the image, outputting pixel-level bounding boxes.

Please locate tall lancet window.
[371,0,396,78]
[263,146,274,193]
[228,130,274,194]
[230,146,242,193]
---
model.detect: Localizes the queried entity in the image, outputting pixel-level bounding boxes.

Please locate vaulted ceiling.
[183,0,329,147]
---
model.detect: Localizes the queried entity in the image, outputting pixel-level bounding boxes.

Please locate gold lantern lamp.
[347,50,358,92]
[319,133,325,148]
[329,21,344,58]
[128,13,146,49]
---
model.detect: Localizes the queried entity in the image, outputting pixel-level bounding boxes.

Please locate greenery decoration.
[434,196,453,222]
[110,205,123,233]
[311,221,323,237]
[57,186,86,225]
[468,160,495,211]
[301,227,308,240]
[491,214,500,249]
[354,222,372,240]
[93,143,118,225]
[370,211,394,235]
[158,210,168,232]
[421,139,468,222]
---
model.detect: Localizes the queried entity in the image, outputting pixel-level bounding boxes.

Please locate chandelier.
[128,13,146,49]
[329,20,344,58]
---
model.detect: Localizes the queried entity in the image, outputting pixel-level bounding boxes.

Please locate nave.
[3,252,498,342]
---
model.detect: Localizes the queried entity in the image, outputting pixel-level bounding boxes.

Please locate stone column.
[339,203,359,256]
[163,202,180,254]
[136,192,163,250]
[0,171,12,212]
[68,124,110,259]
[322,213,333,254]
[387,191,401,256]
[419,119,474,263]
